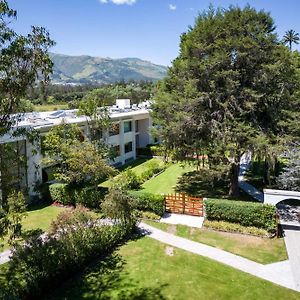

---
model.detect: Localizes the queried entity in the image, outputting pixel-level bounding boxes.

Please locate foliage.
[42,124,115,185]
[283,29,300,50]
[130,191,165,216]
[140,211,161,220]
[1,207,129,299]
[101,186,137,228]
[49,183,107,208]
[277,142,300,191]
[204,199,277,232]
[0,0,54,135]
[152,5,298,197]
[204,220,270,237]
[122,169,142,190]
[0,191,27,246]
[49,183,74,206]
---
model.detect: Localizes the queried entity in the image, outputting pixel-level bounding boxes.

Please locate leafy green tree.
[42,124,115,186]
[283,29,300,51]
[0,1,54,134]
[152,5,298,197]
[277,142,300,191]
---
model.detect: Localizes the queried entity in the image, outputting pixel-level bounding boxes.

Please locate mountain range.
[50,53,168,85]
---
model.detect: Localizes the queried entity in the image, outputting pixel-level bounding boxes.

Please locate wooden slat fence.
[165,193,203,216]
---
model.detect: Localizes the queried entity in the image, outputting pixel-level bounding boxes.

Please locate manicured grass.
[144,220,287,264]
[34,104,68,112]
[0,203,66,251]
[46,237,299,300]
[141,162,195,194]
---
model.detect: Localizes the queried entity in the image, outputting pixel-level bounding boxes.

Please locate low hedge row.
[49,183,108,208]
[204,220,270,237]
[204,199,277,232]
[130,191,165,216]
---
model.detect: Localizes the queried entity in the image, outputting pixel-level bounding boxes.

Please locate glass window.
[125,141,133,153]
[111,145,120,157]
[135,120,139,132]
[109,123,120,136]
[124,121,132,133]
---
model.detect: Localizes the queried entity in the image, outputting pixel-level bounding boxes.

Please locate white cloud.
[99,0,136,5]
[169,4,176,11]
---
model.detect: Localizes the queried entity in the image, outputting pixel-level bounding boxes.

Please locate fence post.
[182,193,185,214]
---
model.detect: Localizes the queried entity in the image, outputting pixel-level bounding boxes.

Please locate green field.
[144,221,287,264]
[34,104,68,112]
[141,162,195,194]
[46,236,299,300]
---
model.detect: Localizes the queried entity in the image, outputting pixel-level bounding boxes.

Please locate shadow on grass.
[175,170,257,202]
[26,201,53,212]
[46,251,167,300]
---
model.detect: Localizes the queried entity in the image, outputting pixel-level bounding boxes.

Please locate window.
[135,120,139,132]
[124,121,132,133]
[109,123,120,136]
[125,141,133,153]
[111,145,120,157]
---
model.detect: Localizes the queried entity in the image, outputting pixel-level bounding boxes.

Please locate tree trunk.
[229,162,240,198]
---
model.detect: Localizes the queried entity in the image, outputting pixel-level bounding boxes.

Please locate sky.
[9,0,300,66]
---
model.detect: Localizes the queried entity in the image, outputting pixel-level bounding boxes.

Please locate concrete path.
[238,151,264,202]
[0,249,11,265]
[139,222,299,292]
[160,213,204,228]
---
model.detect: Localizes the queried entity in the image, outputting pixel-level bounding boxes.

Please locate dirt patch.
[190,227,196,235]
[167,225,177,235]
[165,246,174,256]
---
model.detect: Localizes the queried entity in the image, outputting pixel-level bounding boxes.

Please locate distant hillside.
[50,53,167,85]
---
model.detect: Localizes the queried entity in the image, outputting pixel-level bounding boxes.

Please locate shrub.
[130,191,165,216]
[123,169,141,190]
[141,211,161,220]
[2,207,130,299]
[204,199,277,232]
[49,183,74,206]
[204,220,270,237]
[74,186,108,209]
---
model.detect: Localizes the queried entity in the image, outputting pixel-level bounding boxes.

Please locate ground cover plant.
[44,236,298,300]
[144,221,287,264]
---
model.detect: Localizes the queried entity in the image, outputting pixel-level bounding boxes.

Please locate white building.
[0,99,152,198]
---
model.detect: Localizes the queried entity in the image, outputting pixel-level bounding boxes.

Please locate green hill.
[50,53,167,84]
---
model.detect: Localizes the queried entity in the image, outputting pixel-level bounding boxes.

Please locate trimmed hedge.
[204,199,277,232]
[130,191,165,216]
[49,183,73,205]
[49,183,108,208]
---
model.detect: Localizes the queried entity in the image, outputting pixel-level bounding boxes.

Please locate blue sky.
[10,0,300,66]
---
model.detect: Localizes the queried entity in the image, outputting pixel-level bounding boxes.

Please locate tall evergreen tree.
[152,6,298,197]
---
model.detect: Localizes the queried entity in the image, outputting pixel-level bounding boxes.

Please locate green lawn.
[0,203,66,251]
[46,236,299,300]
[144,220,287,264]
[141,162,195,194]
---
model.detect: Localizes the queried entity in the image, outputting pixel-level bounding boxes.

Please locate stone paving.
[139,222,299,292]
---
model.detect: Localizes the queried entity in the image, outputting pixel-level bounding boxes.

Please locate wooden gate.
[165,193,203,216]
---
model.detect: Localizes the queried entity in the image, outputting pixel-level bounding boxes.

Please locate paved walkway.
[0,249,11,265]
[238,151,264,202]
[160,213,204,228]
[139,222,299,292]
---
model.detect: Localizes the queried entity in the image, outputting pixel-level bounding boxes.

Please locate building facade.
[0,99,152,198]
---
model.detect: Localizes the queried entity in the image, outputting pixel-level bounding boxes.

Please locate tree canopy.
[0,0,54,135]
[152,5,299,196]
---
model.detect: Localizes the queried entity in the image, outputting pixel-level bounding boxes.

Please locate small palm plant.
[283,29,300,50]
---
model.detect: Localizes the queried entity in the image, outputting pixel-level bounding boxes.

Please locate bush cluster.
[137,144,165,157]
[140,160,166,183]
[130,191,165,216]
[204,220,270,237]
[1,208,129,299]
[204,199,277,232]
[49,183,107,208]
